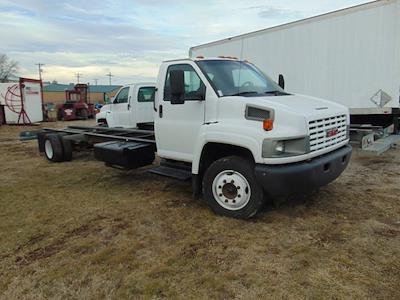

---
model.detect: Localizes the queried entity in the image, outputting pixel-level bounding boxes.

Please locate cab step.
[148,166,192,181]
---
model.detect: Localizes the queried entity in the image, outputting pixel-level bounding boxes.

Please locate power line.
[75,72,83,83]
[93,78,98,85]
[105,72,114,85]
[35,63,45,81]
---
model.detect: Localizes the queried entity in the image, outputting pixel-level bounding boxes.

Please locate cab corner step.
[148,166,192,181]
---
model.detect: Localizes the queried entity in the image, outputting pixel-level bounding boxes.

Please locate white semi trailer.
[190,0,400,132]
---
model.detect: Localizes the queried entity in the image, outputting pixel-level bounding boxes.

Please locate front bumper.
[254,145,352,196]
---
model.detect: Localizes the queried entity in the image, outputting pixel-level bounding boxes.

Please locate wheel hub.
[222,183,238,199]
[44,139,54,159]
[212,170,251,211]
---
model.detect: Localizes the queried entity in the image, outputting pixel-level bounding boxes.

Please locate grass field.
[0,121,399,299]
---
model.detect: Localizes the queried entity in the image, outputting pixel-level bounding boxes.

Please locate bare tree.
[0,54,18,82]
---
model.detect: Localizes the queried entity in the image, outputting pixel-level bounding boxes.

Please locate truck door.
[110,86,130,127]
[155,63,206,162]
[135,86,156,124]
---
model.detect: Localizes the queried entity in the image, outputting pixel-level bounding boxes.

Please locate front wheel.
[202,156,264,219]
[97,119,108,127]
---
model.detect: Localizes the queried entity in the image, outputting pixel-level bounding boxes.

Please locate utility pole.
[106,72,114,85]
[35,63,45,81]
[93,78,98,85]
[75,72,83,83]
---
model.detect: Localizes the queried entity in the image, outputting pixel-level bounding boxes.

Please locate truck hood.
[244,94,348,119]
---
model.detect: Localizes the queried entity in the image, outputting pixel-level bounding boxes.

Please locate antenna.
[35,63,45,81]
[105,72,114,85]
[75,72,83,83]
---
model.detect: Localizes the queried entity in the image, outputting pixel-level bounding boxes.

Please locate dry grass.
[0,121,399,299]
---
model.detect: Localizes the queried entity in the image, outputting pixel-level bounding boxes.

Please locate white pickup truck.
[39,57,352,219]
[96,83,156,128]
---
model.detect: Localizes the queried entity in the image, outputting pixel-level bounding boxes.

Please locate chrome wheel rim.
[212,170,251,211]
[44,140,54,159]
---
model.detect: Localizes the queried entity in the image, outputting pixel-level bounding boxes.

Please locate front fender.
[96,110,108,122]
[191,125,261,174]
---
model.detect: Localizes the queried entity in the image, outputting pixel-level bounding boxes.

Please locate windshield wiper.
[264,90,290,96]
[231,91,259,96]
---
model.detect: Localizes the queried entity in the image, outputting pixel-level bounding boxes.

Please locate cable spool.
[1,83,31,124]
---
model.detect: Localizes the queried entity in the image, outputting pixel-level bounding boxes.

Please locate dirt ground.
[0,120,399,299]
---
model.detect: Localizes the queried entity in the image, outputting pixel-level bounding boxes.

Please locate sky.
[0,0,372,85]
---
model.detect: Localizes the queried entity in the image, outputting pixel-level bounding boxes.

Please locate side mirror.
[278,74,285,90]
[170,70,185,104]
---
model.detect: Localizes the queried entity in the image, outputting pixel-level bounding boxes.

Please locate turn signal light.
[263,119,274,131]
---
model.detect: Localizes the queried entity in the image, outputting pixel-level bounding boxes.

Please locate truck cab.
[154,57,352,218]
[96,83,155,128]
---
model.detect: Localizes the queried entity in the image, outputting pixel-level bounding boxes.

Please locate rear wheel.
[202,156,264,219]
[61,137,73,161]
[44,134,64,162]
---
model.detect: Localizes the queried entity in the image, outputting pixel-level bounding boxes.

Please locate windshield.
[196,60,287,97]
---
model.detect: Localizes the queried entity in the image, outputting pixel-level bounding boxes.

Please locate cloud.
[0,0,371,84]
[258,8,303,19]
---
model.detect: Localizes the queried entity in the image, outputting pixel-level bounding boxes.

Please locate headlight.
[275,141,285,153]
[262,136,310,158]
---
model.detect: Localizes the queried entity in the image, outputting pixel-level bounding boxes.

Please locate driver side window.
[114,87,129,104]
[164,64,206,101]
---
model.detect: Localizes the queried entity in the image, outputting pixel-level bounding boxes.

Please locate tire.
[80,108,88,120]
[56,133,73,161]
[61,136,73,161]
[44,134,64,162]
[97,119,108,127]
[202,156,264,219]
[37,132,47,153]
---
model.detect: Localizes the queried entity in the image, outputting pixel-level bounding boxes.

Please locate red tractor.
[58,84,94,121]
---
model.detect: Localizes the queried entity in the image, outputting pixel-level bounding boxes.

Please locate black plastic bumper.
[254,145,352,196]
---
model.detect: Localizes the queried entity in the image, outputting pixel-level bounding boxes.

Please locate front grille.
[309,114,347,152]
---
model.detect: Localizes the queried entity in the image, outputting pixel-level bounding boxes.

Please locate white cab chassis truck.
[37,58,352,219]
[96,83,156,128]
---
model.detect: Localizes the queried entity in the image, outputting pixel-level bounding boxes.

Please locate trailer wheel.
[44,134,64,162]
[202,156,264,219]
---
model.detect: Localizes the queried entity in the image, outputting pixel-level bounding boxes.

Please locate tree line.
[0,54,18,83]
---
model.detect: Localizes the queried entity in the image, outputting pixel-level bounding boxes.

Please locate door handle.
[159,105,163,118]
